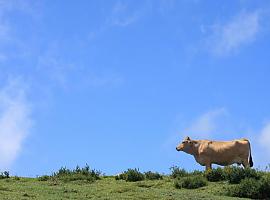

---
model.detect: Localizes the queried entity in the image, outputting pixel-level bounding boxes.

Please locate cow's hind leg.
[242,159,249,168]
[205,163,212,171]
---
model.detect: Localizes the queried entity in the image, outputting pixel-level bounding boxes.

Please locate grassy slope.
[0,177,249,200]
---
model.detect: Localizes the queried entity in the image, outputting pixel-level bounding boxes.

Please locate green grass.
[1,165,268,199]
[0,176,248,200]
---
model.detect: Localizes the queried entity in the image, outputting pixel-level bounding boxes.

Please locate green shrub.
[228,178,261,199]
[125,169,145,182]
[144,171,163,180]
[170,166,188,178]
[175,176,208,189]
[190,170,203,176]
[0,171,9,179]
[115,173,126,180]
[52,164,101,182]
[227,174,270,199]
[224,166,260,184]
[37,175,50,181]
[115,169,145,182]
[258,174,270,199]
[205,168,226,182]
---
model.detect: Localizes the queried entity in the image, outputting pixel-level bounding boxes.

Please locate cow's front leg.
[205,163,212,171]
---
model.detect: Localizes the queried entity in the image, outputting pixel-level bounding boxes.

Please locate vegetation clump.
[170,166,188,178]
[0,171,10,179]
[227,175,270,199]
[224,166,261,184]
[115,168,145,182]
[174,176,207,189]
[205,167,226,182]
[144,171,163,180]
[189,170,203,176]
[37,175,50,181]
[51,164,101,182]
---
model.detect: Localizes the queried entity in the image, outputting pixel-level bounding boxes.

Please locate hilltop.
[0,166,269,199]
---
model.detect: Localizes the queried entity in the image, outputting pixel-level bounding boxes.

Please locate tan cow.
[176,136,253,170]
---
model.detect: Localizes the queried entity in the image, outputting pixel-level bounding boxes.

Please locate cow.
[176,136,253,170]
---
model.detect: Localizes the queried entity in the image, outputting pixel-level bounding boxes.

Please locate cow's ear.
[185,136,190,141]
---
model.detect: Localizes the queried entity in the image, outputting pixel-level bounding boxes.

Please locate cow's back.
[198,139,250,166]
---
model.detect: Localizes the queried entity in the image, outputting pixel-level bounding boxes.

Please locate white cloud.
[0,0,38,60]
[258,122,270,155]
[185,108,227,139]
[158,0,175,14]
[164,108,229,150]
[36,44,75,90]
[108,1,141,27]
[36,43,124,91]
[0,78,32,169]
[206,11,260,56]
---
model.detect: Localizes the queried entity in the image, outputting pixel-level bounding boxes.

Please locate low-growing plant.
[115,169,145,182]
[224,166,261,184]
[0,171,9,179]
[170,166,188,178]
[125,168,145,182]
[52,164,101,182]
[228,178,260,199]
[205,167,226,182]
[115,173,126,181]
[190,170,203,176]
[37,175,50,181]
[259,174,270,199]
[174,176,208,189]
[227,173,270,199]
[144,171,163,180]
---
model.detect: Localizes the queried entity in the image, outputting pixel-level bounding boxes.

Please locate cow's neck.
[190,141,200,157]
[184,140,200,157]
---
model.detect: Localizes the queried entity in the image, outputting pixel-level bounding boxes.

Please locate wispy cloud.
[88,0,147,39]
[157,0,175,14]
[204,10,261,56]
[184,108,228,139]
[36,44,75,90]
[0,0,38,61]
[36,43,124,91]
[108,1,140,27]
[164,108,229,150]
[258,122,270,155]
[0,77,32,169]
[107,1,143,27]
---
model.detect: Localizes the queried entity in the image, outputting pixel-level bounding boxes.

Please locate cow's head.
[176,136,194,153]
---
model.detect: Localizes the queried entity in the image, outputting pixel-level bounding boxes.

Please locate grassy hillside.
[0,166,269,200]
[0,176,247,200]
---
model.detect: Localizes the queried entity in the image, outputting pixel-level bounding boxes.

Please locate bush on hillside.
[190,170,203,176]
[52,164,101,182]
[228,178,260,199]
[227,175,270,199]
[174,176,207,189]
[115,173,126,181]
[115,168,145,182]
[0,171,10,179]
[144,171,163,180]
[205,167,226,182]
[259,174,270,199]
[224,166,260,184]
[170,166,188,178]
[37,175,50,181]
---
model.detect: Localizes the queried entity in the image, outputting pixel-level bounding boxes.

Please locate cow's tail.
[248,141,253,167]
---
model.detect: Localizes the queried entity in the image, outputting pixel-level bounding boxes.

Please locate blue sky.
[0,0,270,176]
